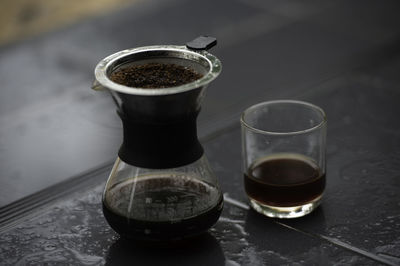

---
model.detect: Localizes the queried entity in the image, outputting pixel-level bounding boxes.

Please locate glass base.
[249,195,322,219]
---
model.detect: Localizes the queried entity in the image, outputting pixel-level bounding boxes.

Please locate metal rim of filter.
[94,45,222,96]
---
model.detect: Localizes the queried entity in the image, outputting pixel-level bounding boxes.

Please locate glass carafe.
[92,38,223,241]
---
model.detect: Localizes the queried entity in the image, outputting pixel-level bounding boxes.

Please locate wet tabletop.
[1,66,400,264]
[1,0,400,265]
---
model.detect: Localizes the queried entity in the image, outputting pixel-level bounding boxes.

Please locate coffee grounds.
[110,63,203,88]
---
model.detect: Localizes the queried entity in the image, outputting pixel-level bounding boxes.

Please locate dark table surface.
[1,0,400,265]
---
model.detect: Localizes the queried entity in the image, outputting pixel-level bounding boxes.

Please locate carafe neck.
[118,111,203,168]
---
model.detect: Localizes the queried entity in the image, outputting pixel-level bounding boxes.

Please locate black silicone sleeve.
[118,112,204,169]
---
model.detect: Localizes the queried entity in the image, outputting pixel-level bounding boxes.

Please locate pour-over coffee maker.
[92,37,223,241]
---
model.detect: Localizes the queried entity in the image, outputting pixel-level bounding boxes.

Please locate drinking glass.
[241,100,327,218]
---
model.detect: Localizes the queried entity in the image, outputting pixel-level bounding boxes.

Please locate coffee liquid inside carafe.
[94,47,223,242]
[103,173,223,241]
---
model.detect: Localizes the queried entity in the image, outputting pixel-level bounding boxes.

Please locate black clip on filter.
[186,36,217,51]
